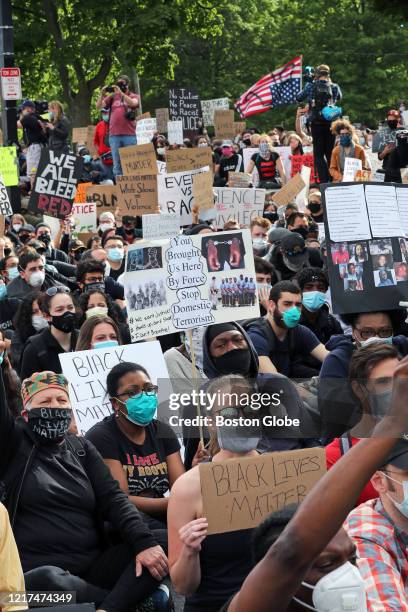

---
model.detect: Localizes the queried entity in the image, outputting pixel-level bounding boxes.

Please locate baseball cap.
[69,238,86,252]
[20,224,35,233]
[20,99,35,110]
[280,232,307,261]
[221,140,233,147]
[385,440,408,470]
[268,227,291,244]
[388,109,400,119]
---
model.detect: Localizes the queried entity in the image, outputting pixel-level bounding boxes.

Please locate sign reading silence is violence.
[28,149,83,219]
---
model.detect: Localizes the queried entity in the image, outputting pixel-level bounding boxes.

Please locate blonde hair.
[259,133,272,144]
[49,100,64,123]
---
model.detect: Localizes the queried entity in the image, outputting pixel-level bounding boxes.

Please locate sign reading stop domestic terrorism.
[0,67,22,100]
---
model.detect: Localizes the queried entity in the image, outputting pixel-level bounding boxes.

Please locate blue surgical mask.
[102,114,109,123]
[93,340,119,350]
[7,266,19,280]
[302,290,326,312]
[0,285,6,300]
[282,306,301,328]
[107,247,124,262]
[0,351,4,365]
[83,154,92,164]
[121,393,157,426]
[383,472,408,518]
[340,134,352,147]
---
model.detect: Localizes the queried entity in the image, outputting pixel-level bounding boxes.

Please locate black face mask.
[84,281,105,294]
[51,311,76,333]
[308,203,322,214]
[387,120,398,130]
[264,212,279,223]
[19,234,30,244]
[212,348,252,376]
[292,227,308,239]
[243,138,251,146]
[27,407,72,444]
[38,233,51,245]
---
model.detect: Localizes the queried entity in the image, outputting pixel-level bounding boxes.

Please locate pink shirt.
[103,92,139,136]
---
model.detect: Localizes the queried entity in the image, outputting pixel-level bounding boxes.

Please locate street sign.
[0,67,21,100]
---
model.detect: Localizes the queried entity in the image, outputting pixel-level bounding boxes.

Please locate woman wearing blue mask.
[329,119,368,182]
[75,315,122,351]
[46,100,70,154]
[86,361,184,528]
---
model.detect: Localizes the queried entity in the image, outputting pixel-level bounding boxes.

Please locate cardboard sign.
[291,153,318,183]
[272,174,306,207]
[86,184,117,214]
[158,166,210,225]
[116,174,158,215]
[233,121,246,135]
[71,202,97,234]
[167,120,184,145]
[201,98,230,126]
[136,118,157,145]
[228,172,252,188]
[192,171,214,211]
[355,169,372,182]
[214,187,266,229]
[156,108,169,133]
[343,157,362,182]
[28,149,83,219]
[200,448,326,534]
[125,229,259,341]
[169,87,202,137]
[136,112,151,121]
[0,146,18,186]
[214,109,235,138]
[72,127,89,144]
[59,341,170,435]
[119,143,158,176]
[0,177,12,216]
[74,181,93,204]
[142,213,180,240]
[86,125,97,156]
[0,215,5,236]
[166,147,213,174]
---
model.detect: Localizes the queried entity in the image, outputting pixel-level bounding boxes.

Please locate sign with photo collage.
[322,182,408,314]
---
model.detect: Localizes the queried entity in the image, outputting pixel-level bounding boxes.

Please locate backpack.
[313,80,333,111]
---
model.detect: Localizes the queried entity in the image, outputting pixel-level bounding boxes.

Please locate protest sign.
[272,174,306,207]
[228,172,252,188]
[200,448,326,534]
[125,229,259,341]
[136,112,151,121]
[59,341,170,435]
[0,146,18,186]
[295,165,311,212]
[322,181,408,314]
[155,108,169,133]
[166,147,213,174]
[233,121,246,135]
[372,129,397,154]
[72,127,88,144]
[86,184,117,214]
[291,153,318,183]
[201,98,229,126]
[355,169,372,182]
[169,87,202,137]
[74,181,92,204]
[0,177,12,216]
[142,213,180,240]
[192,171,214,211]
[343,157,362,182]
[158,166,210,225]
[167,121,184,145]
[214,187,266,229]
[28,150,83,218]
[214,109,235,138]
[275,146,292,181]
[71,202,97,235]
[136,118,157,145]
[0,215,4,236]
[157,160,167,175]
[373,171,385,182]
[116,174,158,215]
[86,125,97,156]
[119,143,158,176]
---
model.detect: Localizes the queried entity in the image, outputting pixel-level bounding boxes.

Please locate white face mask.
[359,336,393,348]
[32,314,48,331]
[293,561,367,611]
[28,270,45,288]
[12,223,22,233]
[86,306,109,319]
[99,222,114,232]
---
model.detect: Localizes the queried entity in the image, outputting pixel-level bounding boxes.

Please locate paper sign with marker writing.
[228,172,252,188]
[157,160,167,175]
[86,184,117,214]
[155,108,169,133]
[119,143,158,176]
[295,166,311,212]
[74,182,92,204]
[342,157,362,182]
[201,98,229,126]
[142,213,180,240]
[71,202,97,235]
[59,342,170,435]
[291,153,318,183]
[0,146,18,186]
[272,174,305,207]
[116,174,158,215]
[0,176,12,216]
[125,229,259,341]
[214,109,235,138]
[166,147,213,174]
[158,166,210,225]
[0,215,4,236]
[324,184,371,242]
[167,121,184,145]
[214,187,265,229]
[72,127,88,143]
[136,118,157,145]
[192,171,214,211]
[200,448,326,534]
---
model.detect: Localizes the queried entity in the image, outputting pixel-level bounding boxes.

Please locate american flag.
[234,57,302,118]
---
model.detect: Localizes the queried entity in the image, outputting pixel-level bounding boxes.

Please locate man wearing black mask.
[378,109,401,182]
[117,215,142,244]
[286,212,309,240]
[35,223,69,263]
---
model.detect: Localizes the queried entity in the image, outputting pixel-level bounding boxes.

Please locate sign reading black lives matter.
[124,229,259,341]
[28,149,83,219]
[169,87,202,139]
[322,181,408,314]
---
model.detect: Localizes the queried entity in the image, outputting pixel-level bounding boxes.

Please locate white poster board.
[213,187,266,229]
[125,229,259,341]
[71,202,97,234]
[136,118,157,145]
[167,121,184,145]
[59,341,170,435]
[201,98,230,126]
[158,166,210,226]
[295,166,311,212]
[142,213,181,240]
[342,157,362,182]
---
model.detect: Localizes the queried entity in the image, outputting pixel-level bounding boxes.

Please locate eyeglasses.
[45,286,71,297]
[355,326,393,340]
[117,383,158,398]
[285,247,306,257]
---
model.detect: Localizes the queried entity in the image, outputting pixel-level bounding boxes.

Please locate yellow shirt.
[0,503,25,612]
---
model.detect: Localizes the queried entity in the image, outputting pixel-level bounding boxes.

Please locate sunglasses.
[45,286,71,297]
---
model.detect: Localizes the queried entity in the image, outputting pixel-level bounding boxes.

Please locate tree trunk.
[68,89,92,127]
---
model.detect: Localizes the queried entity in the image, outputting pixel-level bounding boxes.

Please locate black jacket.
[0,369,157,556]
[20,327,79,379]
[7,272,66,301]
[47,116,70,153]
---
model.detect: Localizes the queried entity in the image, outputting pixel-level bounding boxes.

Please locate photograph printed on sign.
[369,239,393,255]
[216,275,257,308]
[331,242,350,265]
[342,263,364,291]
[201,232,246,272]
[126,277,167,310]
[373,269,397,287]
[348,242,368,264]
[371,252,394,271]
[394,262,408,282]
[399,238,408,264]
[126,246,164,271]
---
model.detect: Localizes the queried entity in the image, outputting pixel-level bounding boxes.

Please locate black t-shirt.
[108,260,125,281]
[0,298,19,333]
[14,441,101,574]
[86,416,180,497]
[251,151,279,181]
[218,154,243,180]
[21,113,47,146]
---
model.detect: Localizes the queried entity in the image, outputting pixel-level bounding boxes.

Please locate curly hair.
[12,291,41,344]
[331,118,354,136]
